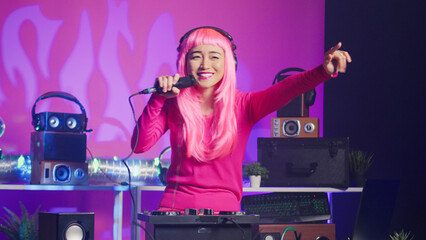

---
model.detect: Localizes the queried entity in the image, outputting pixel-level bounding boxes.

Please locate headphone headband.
[273,67,306,85]
[273,67,317,107]
[177,26,238,69]
[31,91,89,132]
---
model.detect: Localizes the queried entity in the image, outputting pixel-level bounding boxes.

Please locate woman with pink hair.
[131,27,351,212]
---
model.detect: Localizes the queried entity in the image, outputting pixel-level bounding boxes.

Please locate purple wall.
[0,1,325,239]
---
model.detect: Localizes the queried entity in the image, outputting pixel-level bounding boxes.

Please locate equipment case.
[257,137,349,188]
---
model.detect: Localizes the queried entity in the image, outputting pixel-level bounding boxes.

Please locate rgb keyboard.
[240,192,331,223]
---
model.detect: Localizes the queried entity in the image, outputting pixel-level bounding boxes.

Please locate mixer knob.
[184,208,198,215]
[199,209,214,215]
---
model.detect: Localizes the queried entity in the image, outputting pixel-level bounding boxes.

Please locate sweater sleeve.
[130,93,169,153]
[246,65,331,123]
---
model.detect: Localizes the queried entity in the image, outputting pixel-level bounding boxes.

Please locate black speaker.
[34,112,86,132]
[31,131,86,163]
[39,212,94,240]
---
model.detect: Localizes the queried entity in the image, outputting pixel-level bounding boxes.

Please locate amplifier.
[258,137,349,188]
[259,223,335,240]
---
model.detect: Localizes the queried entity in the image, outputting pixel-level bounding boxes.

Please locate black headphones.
[177,26,238,69]
[32,91,90,133]
[273,67,317,107]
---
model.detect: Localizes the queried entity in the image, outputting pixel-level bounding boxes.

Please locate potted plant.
[348,150,373,187]
[0,202,39,240]
[245,162,269,188]
[389,229,414,240]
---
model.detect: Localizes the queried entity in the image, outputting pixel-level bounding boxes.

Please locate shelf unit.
[0,184,130,240]
[132,186,363,240]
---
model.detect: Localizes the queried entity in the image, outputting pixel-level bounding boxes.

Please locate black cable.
[86,147,120,185]
[224,218,246,240]
[134,221,155,240]
[119,93,142,238]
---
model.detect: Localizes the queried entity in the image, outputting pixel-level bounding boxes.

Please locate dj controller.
[138,209,260,240]
[139,209,260,224]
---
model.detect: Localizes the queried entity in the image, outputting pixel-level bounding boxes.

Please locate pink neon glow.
[0,1,325,238]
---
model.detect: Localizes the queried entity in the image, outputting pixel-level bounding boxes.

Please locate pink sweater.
[131,65,330,211]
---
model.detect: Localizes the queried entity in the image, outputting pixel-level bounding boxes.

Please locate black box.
[257,137,349,188]
[39,212,94,240]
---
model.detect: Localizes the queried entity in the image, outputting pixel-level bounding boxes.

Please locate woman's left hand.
[323,42,352,76]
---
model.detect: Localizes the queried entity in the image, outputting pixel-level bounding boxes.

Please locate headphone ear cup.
[304,89,317,107]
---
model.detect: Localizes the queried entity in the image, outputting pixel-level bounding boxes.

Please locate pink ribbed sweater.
[131,65,330,211]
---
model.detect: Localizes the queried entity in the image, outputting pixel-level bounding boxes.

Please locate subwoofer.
[39,212,94,240]
[271,117,319,138]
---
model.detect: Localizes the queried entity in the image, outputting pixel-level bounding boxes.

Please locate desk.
[132,186,363,240]
[0,184,130,240]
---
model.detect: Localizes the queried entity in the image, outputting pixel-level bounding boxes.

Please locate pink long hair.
[176,28,237,162]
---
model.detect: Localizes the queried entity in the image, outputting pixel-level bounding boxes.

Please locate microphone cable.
[120,92,145,238]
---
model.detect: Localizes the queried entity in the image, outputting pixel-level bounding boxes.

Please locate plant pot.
[249,175,261,188]
[351,171,367,187]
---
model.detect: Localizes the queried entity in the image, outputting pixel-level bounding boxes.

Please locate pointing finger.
[327,42,342,55]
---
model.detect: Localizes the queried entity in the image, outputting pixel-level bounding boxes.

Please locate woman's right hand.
[156,73,181,98]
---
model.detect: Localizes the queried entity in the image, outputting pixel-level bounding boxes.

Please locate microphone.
[139,75,196,94]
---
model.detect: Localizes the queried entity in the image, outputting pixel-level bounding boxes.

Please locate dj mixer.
[138,209,260,240]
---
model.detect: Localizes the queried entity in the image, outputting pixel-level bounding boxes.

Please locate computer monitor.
[352,179,400,240]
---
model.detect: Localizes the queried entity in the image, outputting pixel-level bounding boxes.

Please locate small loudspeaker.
[260,232,282,240]
[260,224,335,240]
[271,117,319,138]
[33,112,86,132]
[31,161,88,185]
[39,212,94,240]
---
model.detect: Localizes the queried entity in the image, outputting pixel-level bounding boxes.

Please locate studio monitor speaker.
[30,131,88,184]
[259,224,335,240]
[39,212,94,240]
[31,131,86,163]
[271,117,319,138]
[31,161,88,185]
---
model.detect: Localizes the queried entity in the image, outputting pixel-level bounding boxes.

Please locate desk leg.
[113,191,123,240]
[131,187,141,240]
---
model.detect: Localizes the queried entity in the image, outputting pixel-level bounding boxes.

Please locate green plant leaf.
[0,202,40,240]
[349,150,373,172]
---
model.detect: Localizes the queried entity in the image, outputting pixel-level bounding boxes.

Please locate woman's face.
[186,44,225,90]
